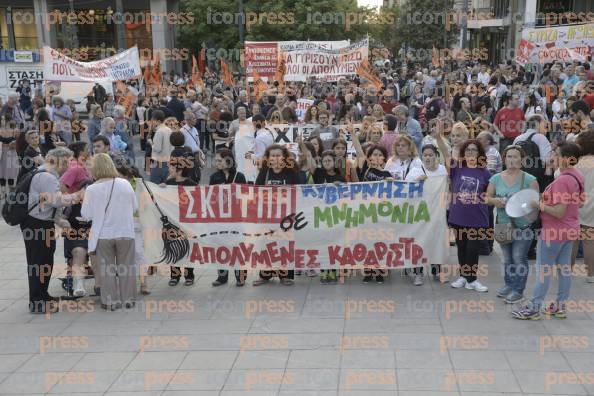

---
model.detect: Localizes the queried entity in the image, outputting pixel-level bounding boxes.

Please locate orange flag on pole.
[191,55,204,90]
[356,59,382,91]
[220,59,234,87]
[275,51,286,93]
[115,81,137,117]
[143,59,153,95]
[252,70,268,102]
[152,53,161,88]
[432,46,439,68]
[199,47,206,75]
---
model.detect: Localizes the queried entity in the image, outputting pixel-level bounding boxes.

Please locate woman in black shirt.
[347,122,391,183]
[253,144,299,286]
[209,148,248,287]
[347,123,391,283]
[164,150,198,286]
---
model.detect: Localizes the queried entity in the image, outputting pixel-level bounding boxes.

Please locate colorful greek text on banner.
[137,178,449,270]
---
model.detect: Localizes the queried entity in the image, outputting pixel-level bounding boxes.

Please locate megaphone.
[505,188,540,224]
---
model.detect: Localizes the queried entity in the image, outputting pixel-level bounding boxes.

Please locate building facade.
[467,0,594,64]
[0,0,183,97]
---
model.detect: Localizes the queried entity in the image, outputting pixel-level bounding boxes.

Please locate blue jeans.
[150,162,169,184]
[500,228,533,294]
[531,240,573,310]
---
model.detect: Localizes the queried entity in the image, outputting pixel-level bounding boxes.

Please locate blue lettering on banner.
[300,181,425,204]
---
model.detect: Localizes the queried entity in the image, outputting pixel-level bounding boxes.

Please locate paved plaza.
[0,217,593,396]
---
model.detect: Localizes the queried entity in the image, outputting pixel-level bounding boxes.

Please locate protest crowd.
[0,53,593,322]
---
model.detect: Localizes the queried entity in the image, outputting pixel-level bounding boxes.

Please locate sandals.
[236,280,245,287]
[185,278,194,286]
[169,278,180,286]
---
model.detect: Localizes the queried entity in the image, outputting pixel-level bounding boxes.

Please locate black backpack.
[516,133,545,181]
[2,170,45,226]
[425,98,440,121]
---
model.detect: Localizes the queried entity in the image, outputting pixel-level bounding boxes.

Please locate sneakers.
[465,280,488,292]
[586,276,594,283]
[413,275,423,286]
[252,278,269,286]
[504,291,524,304]
[306,269,318,277]
[73,277,86,297]
[512,306,541,320]
[451,277,467,288]
[496,285,512,298]
[320,273,328,284]
[327,271,337,284]
[362,275,373,284]
[542,303,567,319]
[375,275,384,284]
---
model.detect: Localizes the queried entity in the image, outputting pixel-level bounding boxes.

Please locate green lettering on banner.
[314,206,333,228]
[414,201,430,222]
[345,207,358,228]
[332,204,348,225]
[314,201,431,229]
[390,203,408,223]
[357,203,378,225]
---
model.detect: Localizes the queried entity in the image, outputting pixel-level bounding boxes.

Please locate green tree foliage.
[179,0,459,69]
[180,0,382,66]
[394,0,459,50]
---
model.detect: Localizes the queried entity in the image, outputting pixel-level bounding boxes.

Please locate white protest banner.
[245,41,349,80]
[43,46,142,82]
[137,178,449,270]
[516,23,593,66]
[296,99,314,121]
[283,38,368,81]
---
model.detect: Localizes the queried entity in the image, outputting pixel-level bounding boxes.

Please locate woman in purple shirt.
[437,123,491,292]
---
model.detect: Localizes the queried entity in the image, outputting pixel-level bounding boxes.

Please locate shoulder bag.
[493,172,525,245]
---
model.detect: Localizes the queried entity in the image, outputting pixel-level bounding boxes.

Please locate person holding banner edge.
[347,121,391,284]
[253,144,299,286]
[210,148,248,287]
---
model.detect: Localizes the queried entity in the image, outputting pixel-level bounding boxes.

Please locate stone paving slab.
[1,218,593,395]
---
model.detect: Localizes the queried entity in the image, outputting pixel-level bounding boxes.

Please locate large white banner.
[43,46,142,82]
[137,178,449,270]
[516,23,593,65]
[283,38,369,81]
[244,40,350,80]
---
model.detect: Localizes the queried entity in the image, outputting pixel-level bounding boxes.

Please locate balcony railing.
[471,0,510,19]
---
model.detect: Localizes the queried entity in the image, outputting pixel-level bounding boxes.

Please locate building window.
[0,9,9,49]
[11,8,38,50]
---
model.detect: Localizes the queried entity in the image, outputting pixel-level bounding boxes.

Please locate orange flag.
[252,70,268,102]
[199,47,206,75]
[115,81,137,117]
[432,47,439,68]
[220,59,234,87]
[152,53,161,88]
[143,60,152,88]
[191,55,204,90]
[356,59,382,91]
[275,51,286,93]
